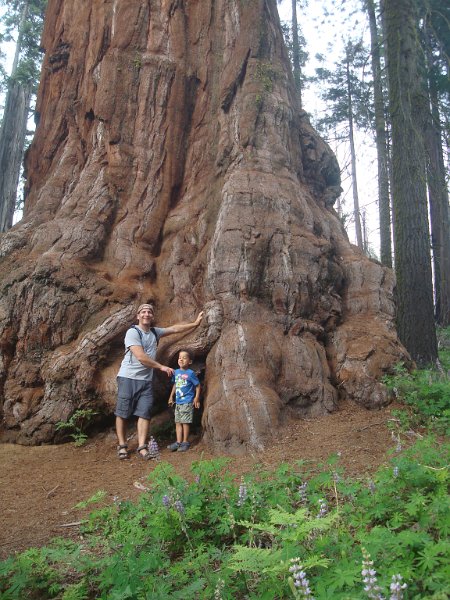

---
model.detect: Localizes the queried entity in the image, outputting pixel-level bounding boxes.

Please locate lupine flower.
[393,466,399,478]
[195,474,201,484]
[391,432,402,452]
[148,436,160,460]
[162,494,171,508]
[368,480,376,494]
[288,558,315,599]
[237,477,247,506]
[298,482,308,503]
[214,578,225,600]
[389,574,407,600]
[317,498,328,518]
[333,471,341,483]
[361,547,384,599]
[174,499,185,514]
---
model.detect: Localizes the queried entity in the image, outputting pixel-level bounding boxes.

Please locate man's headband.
[137,304,154,314]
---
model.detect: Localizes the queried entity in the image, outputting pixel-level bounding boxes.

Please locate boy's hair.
[178,349,192,360]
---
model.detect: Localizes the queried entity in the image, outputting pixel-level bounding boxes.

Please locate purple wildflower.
[389,574,407,600]
[298,482,308,503]
[361,547,384,600]
[368,480,376,494]
[148,436,160,460]
[214,578,225,600]
[174,499,185,514]
[317,498,328,518]
[162,494,171,508]
[237,477,247,506]
[333,471,341,483]
[289,558,315,599]
[391,432,402,452]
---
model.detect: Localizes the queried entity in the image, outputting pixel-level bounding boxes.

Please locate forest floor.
[0,400,404,560]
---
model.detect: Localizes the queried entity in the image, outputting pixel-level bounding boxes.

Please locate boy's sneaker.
[177,442,190,452]
[167,441,180,452]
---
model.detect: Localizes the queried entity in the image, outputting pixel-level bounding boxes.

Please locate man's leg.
[116,416,128,446]
[137,417,150,455]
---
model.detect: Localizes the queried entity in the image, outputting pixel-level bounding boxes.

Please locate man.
[115,303,203,460]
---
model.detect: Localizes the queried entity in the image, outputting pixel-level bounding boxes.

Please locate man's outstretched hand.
[159,365,174,377]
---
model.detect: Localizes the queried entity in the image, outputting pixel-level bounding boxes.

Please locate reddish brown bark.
[0,0,409,451]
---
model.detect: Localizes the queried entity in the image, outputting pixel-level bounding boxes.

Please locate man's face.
[137,307,154,327]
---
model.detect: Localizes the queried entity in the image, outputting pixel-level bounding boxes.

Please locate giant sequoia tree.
[0,0,409,450]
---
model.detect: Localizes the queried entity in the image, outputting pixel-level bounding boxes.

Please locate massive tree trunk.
[385,0,438,364]
[0,0,409,451]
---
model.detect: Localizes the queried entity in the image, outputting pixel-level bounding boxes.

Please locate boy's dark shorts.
[115,376,153,419]
[175,403,194,424]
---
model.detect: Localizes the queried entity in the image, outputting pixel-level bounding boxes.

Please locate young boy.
[167,350,200,452]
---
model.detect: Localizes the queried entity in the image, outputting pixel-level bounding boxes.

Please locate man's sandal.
[136,445,151,460]
[117,444,129,460]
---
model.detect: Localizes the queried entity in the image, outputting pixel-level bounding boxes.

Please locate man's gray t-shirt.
[117,326,165,381]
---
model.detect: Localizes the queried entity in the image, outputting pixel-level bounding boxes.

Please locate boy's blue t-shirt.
[172,368,200,404]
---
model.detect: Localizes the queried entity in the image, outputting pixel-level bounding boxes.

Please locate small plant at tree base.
[55,409,98,446]
[147,436,161,460]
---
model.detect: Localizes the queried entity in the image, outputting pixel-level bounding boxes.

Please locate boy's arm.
[159,311,204,337]
[168,384,176,406]
[194,384,201,409]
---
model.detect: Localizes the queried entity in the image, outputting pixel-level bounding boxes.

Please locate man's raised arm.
[160,311,204,337]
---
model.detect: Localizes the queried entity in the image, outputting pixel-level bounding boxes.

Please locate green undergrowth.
[2,335,449,599]
[0,436,448,599]
[383,328,450,436]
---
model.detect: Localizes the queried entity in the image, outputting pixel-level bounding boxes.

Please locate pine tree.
[384,0,438,364]
[315,40,372,251]
[364,0,392,267]
[278,0,308,106]
[0,0,47,232]
[421,3,450,326]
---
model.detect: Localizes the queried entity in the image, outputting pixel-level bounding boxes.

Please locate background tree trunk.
[0,0,32,232]
[346,51,364,250]
[291,0,302,105]
[384,0,437,364]
[365,0,392,267]
[0,81,31,231]
[0,0,409,449]
[423,29,450,327]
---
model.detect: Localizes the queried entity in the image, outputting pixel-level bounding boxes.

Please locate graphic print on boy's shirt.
[173,369,200,404]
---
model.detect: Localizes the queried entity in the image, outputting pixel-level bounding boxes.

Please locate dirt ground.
[0,401,401,559]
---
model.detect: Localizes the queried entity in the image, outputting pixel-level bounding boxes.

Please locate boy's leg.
[176,422,183,443]
[182,423,190,443]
